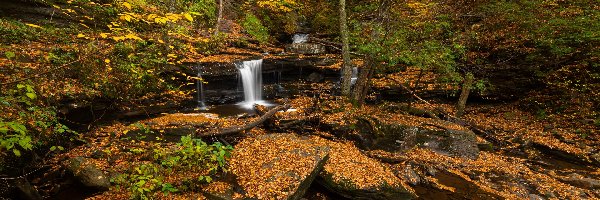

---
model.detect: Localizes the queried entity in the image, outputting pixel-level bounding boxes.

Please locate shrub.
[242,13,269,44]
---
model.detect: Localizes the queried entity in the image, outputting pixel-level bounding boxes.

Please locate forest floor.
[41,57,600,199]
[1,1,599,198]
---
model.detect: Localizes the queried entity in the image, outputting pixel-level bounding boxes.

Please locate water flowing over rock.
[196,66,207,110]
[236,59,265,108]
[292,34,309,44]
[286,44,326,54]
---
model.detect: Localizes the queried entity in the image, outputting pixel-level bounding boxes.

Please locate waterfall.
[351,67,358,85]
[292,34,309,44]
[236,59,266,108]
[196,66,207,110]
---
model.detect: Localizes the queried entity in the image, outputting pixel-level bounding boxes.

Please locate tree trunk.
[456,73,474,118]
[339,0,352,97]
[352,56,374,105]
[214,0,223,35]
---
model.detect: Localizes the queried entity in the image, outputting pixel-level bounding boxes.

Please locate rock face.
[353,121,480,159]
[14,178,42,200]
[285,43,326,54]
[67,157,110,191]
[314,139,416,200]
[561,173,600,189]
[229,134,330,200]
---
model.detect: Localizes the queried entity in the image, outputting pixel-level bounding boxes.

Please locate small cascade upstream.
[236,59,268,108]
[292,34,309,44]
[351,67,358,85]
[196,66,207,110]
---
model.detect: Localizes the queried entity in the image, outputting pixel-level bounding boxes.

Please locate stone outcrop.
[66,157,110,191]
[285,43,326,54]
[228,134,330,200]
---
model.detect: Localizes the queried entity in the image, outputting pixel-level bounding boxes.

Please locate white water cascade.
[236,59,267,108]
[196,67,207,110]
[351,67,358,85]
[292,34,309,44]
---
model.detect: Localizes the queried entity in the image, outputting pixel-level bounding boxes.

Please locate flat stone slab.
[229,134,330,200]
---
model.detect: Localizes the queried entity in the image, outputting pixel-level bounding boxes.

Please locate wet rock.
[401,165,421,186]
[352,121,479,159]
[14,178,42,200]
[229,134,330,200]
[561,173,600,189]
[307,72,324,83]
[286,43,326,54]
[66,157,110,191]
[426,129,479,159]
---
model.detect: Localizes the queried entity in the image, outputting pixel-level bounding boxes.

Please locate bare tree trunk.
[214,0,223,35]
[339,0,352,97]
[456,73,474,118]
[352,56,374,105]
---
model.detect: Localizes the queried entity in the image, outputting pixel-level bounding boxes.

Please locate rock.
[286,43,326,54]
[229,134,330,200]
[427,129,479,159]
[66,157,110,191]
[316,139,416,200]
[592,153,600,165]
[528,194,545,200]
[306,72,324,83]
[14,178,42,200]
[401,165,421,186]
[203,181,240,200]
[353,121,479,159]
[90,150,106,159]
[561,173,600,189]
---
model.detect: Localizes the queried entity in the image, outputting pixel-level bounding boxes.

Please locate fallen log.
[196,104,291,137]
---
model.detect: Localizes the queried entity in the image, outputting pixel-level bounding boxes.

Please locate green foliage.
[242,13,269,44]
[0,84,76,157]
[112,163,167,200]
[4,51,15,60]
[159,135,233,174]
[188,0,217,27]
[114,135,232,198]
[195,32,228,55]
[0,19,40,44]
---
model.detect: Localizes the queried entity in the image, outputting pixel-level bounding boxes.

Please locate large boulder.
[229,134,330,200]
[66,157,110,191]
[311,138,417,200]
[354,120,479,159]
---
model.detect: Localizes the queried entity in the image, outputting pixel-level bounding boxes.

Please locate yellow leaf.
[25,23,42,28]
[122,2,132,10]
[120,14,133,22]
[158,39,165,44]
[77,33,86,38]
[104,58,111,63]
[100,33,109,38]
[183,13,193,22]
